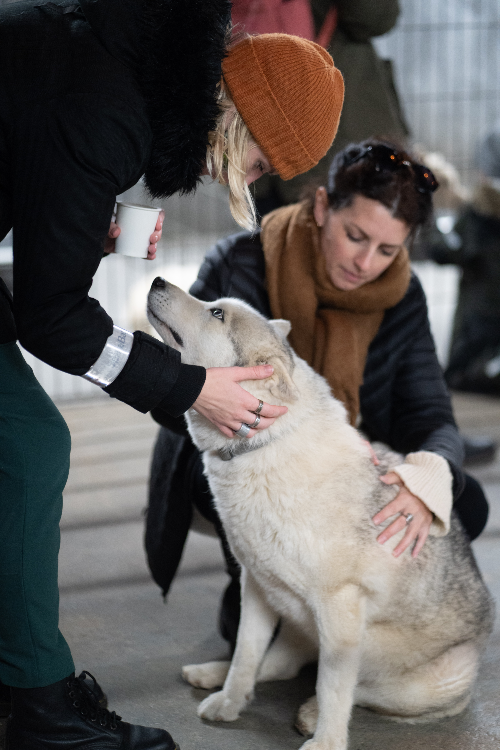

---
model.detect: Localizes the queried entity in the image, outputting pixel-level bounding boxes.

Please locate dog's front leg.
[198,568,278,722]
[300,584,366,750]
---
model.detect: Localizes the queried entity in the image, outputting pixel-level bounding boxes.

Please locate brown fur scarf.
[261,202,411,424]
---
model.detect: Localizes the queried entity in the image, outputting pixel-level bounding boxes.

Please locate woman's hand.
[192,365,288,438]
[373,472,433,558]
[104,210,165,259]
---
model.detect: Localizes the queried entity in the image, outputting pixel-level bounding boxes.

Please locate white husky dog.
[147,278,494,750]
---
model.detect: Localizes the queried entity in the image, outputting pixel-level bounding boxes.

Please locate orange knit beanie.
[222,34,344,181]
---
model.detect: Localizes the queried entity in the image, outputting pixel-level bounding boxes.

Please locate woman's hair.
[205,82,257,231]
[325,140,438,239]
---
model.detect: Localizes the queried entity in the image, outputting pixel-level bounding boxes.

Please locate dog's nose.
[152,277,167,289]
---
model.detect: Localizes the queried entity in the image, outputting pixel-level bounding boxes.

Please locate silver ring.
[253,399,264,415]
[249,415,261,429]
[403,513,414,525]
[234,423,251,438]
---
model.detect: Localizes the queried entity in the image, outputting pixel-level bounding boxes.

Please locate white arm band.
[82,325,134,387]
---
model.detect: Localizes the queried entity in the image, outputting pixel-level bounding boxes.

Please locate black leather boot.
[5,671,179,750]
[0,673,107,720]
[0,679,10,718]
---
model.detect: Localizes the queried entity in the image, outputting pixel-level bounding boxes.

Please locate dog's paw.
[182,661,230,689]
[295,694,318,736]
[197,690,244,722]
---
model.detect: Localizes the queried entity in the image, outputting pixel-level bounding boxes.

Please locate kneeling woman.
[146,141,489,644]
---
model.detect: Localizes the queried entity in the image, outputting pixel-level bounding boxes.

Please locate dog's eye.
[211,308,224,321]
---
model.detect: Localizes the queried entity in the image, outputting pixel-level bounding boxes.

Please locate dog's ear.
[264,356,299,402]
[270,319,292,340]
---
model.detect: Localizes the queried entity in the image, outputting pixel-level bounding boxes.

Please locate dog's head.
[147,277,298,402]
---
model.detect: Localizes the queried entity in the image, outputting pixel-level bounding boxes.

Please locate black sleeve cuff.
[155,363,206,418]
[103,330,206,416]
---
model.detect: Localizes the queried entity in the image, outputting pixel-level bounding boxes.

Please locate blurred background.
[1,0,499,400]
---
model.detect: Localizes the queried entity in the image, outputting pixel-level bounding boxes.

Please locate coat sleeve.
[190,231,272,316]
[12,93,148,373]
[11,94,205,415]
[386,284,465,500]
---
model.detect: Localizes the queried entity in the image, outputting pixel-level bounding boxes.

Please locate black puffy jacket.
[0,0,231,416]
[146,230,466,596]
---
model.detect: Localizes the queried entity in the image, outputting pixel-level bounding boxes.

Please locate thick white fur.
[147,281,493,750]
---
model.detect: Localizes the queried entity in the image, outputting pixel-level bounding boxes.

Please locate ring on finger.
[402,512,413,525]
[248,415,261,429]
[253,399,264,415]
[234,423,251,438]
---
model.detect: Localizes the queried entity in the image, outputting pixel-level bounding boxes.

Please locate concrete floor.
[1,392,499,749]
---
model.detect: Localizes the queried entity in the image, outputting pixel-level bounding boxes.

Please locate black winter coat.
[146,230,466,597]
[0,0,231,416]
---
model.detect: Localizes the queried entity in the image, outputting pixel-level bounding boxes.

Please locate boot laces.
[67,671,121,730]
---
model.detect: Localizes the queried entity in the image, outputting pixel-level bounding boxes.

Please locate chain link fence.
[375,0,500,186]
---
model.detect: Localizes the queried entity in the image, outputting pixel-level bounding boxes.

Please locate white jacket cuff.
[392,451,453,536]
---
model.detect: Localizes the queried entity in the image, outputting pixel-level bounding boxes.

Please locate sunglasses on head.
[345,144,439,194]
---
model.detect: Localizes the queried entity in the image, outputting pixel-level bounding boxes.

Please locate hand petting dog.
[373,474,434,558]
[193,365,288,438]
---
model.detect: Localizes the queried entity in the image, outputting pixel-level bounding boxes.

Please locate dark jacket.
[0,0,231,416]
[427,184,500,391]
[146,230,465,597]
[431,193,500,323]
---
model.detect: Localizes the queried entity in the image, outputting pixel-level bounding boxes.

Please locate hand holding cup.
[106,203,164,259]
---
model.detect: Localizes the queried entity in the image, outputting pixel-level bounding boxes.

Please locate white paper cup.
[114,202,161,258]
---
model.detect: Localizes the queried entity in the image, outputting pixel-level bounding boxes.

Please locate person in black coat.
[146,141,489,648]
[430,126,500,396]
[0,2,345,747]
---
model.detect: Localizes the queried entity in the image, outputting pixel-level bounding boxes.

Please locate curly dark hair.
[326,140,438,236]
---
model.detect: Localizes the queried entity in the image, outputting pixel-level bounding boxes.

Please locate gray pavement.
[1,393,499,749]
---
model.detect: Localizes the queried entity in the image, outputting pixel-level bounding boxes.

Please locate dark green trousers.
[0,342,74,687]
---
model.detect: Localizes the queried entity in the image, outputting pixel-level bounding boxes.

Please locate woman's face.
[245,144,276,186]
[201,143,275,185]
[313,188,410,291]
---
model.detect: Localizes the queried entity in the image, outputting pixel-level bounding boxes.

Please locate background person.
[0,0,344,745]
[147,140,489,648]
[252,0,409,215]
[429,126,500,399]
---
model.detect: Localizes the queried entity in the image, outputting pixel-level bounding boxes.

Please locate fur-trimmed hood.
[79,0,231,197]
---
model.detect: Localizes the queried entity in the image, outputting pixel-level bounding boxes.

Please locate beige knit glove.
[391,451,453,536]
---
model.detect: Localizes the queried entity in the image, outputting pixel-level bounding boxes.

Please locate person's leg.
[0,343,178,749]
[453,474,489,541]
[0,342,74,688]
[0,679,10,717]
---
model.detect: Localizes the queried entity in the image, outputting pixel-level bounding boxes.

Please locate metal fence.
[2,0,499,399]
[375,0,500,186]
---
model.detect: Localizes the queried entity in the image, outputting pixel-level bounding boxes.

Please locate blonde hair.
[206,83,258,231]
